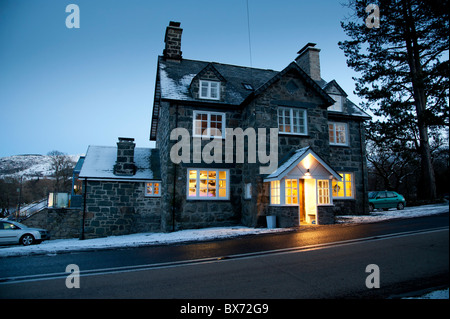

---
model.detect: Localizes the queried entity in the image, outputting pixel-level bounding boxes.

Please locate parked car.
[368,191,406,212]
[0,219,50,246]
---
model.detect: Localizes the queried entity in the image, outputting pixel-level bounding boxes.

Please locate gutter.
[360,122,368,213]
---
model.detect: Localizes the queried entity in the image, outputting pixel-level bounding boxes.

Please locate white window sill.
[329,143,349,147]
[279,132,308,136]
[187,197,229,201]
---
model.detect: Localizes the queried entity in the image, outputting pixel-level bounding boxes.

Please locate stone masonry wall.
[328,120,369,216]
[241,70,332,226]
[22,208,82,239]
[156,100,173,231]
[164,102,243,231]
[83,181,161,238]
[156,67,368,229]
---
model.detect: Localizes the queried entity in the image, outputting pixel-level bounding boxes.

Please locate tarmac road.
[0,215,448,301]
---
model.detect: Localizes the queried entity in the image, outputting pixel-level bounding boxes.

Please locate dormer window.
[328,94,343,112]
[200,80,220,100]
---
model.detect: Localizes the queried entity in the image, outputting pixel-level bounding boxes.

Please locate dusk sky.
[0,0,367,158]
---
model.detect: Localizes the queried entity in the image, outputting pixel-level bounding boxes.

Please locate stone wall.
[82,181,161,238]
[268,206,299,228]
[240,70,332,226]
[22,208,82,239]
[328,120,369,215]
[156,100,173,232]
[163,102,243,231]
[155,66,368,229]
[317,206,335,225]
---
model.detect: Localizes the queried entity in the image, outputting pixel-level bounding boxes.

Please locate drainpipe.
[80,178,87,240]
[359,122,367,214]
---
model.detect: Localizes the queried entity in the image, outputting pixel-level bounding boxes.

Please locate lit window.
[278,107,307,135]
[332,173,353,198]
[145,182,161,197]
[270,181,280,205]
[285,179,298,205]
[329,122,348,146]
[193,111,225,138]
[328,94,343,112]
[317,180,330,205]
[187,169,228,200]
[199,80,220,100]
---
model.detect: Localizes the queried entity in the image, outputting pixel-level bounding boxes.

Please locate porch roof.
[264,146,342,182]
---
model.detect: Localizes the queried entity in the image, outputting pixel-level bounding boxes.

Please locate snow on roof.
[265,147,311,180]
[159,63,196,101]
[264,146,341,182]
[79,145,157,181]
[158,57,277,104]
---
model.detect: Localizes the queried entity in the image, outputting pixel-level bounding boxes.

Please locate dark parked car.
[368,191,406,212]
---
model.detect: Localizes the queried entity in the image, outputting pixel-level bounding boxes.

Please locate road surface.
[0,214,448,302]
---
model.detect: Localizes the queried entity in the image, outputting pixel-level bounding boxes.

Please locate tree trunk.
[402,0,437,200]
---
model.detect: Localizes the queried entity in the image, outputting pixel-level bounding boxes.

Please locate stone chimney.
[163,21,183,61]
[295,43,321,82]
[114,137,136,176]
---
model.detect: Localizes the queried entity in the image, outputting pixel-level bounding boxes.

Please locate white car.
[0,219,50,246]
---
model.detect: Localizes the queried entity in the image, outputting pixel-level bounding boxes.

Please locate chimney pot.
[114,137,136,176]
[163,21,183,61]
[295,43,321,82]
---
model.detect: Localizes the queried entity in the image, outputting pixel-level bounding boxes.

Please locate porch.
[264,147,341,226]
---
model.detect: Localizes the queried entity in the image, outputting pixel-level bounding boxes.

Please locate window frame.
[193,111,226,139]
[284,179,298,205]
[145,182,161,197]
[199,80,221,100]
[332,172,354,199]
[328,122,349,146]
[278,107,308,136]
[317,179,331,205]
[187,169,229,200]
[328,94,343,112]
[270,180,281,205]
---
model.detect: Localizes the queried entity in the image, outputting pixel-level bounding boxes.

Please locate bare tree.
[47,150,76,192]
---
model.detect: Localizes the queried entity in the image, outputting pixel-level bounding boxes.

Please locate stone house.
[78,138,161,238]
[78,21,370,237]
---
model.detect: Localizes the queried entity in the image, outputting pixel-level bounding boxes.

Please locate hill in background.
[0,154,80,180]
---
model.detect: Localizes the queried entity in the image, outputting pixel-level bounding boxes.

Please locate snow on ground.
[403,288,449,299]
[0,203,447,258]
[336,202,449,224]
[0,226,288,258]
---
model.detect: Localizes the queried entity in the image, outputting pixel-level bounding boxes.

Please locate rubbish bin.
[266,215,276,229]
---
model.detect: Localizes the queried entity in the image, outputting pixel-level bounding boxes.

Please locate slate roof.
[158,56,278,105]
[79,146,160,181]
[151,55,370,140]
[157,56,369,116]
